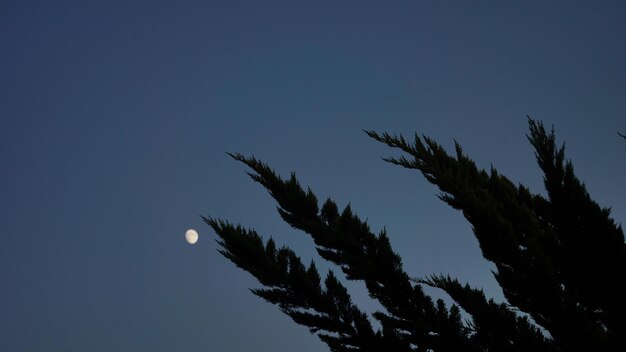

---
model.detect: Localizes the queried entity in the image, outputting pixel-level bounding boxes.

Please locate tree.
[205,119,625,351]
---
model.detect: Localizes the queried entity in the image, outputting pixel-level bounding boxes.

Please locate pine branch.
[366,128,562,331]
[367,119,626,349]
[226,153,477,351]
[204,217,384,351]
[527,120,626,346]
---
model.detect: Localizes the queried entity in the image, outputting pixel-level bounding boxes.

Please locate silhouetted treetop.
[207,118,625,352]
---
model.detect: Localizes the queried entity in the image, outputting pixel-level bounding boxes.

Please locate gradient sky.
[2,1,625,351]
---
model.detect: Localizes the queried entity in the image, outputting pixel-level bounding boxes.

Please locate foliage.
[205,119,625,351]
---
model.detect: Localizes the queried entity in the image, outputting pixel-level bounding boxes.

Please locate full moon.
[185,229,199,244]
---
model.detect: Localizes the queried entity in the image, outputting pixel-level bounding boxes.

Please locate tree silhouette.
[205,119,625,351]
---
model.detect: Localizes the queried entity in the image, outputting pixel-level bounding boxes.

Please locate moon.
[185,229,199,244]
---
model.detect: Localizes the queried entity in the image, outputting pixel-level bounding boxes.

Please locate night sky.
[2,1,625,351]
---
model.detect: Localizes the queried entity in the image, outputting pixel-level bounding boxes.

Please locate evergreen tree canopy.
[205,119,625,352]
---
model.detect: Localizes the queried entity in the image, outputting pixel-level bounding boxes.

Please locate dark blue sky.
[2,1,625,351]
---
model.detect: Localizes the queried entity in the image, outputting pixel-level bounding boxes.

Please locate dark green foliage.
[206,119,625,351]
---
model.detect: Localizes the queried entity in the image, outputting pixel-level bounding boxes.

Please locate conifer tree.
[206,119,625,351]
